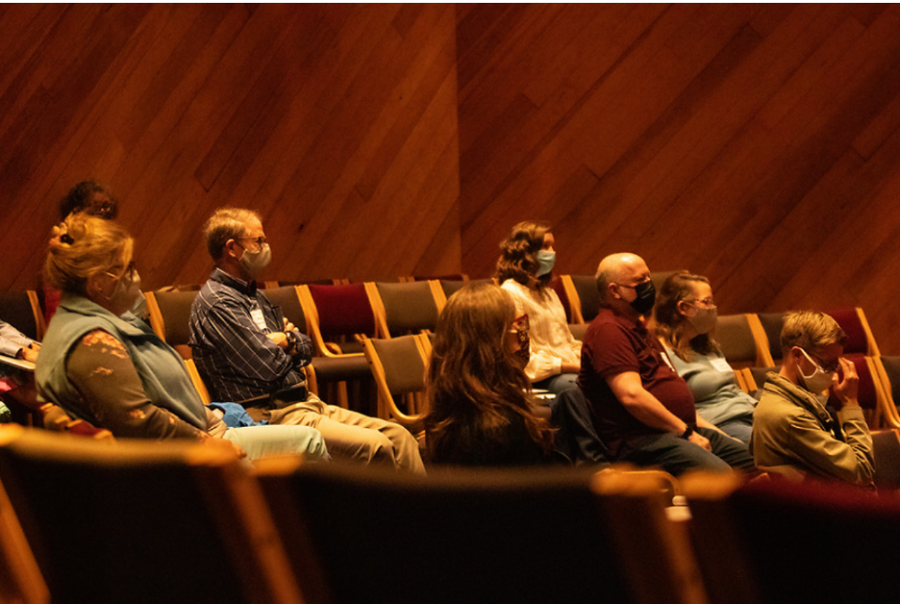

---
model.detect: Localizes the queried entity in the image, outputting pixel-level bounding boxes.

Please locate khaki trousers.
[256,393,425,474]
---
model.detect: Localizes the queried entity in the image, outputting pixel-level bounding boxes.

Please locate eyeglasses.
[687,297,716,308]
[105,261,136,283]
[238,236,267,246]
[802,348,841,373]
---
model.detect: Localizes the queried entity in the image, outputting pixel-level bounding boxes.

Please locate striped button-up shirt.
[189,269,313,402]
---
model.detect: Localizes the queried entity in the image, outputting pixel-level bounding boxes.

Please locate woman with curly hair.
[496,220,581,393]
[424,283,554,466]
[651,271,756,444]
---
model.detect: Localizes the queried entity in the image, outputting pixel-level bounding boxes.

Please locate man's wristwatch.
[284,331,299,355]
[680,425,694,439]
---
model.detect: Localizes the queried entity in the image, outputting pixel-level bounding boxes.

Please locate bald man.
[577,253,754,476]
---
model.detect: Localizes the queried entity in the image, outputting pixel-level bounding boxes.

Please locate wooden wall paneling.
[159,8,340,286]
[5,4,900,352]
[460,4,757,277]
[196,5,394,284]
[564,26,764,273]
[121,5,309,286]
[768,128,900,313]
[630,6,869,292]
[455,5,541,106]
[409,149,464,279]
[267,7,411,275]
[640,6,864,280]
[458,4,670,273]
[353,74,460,281]
[715,6,900,316]
[573,5,760,241]
[194,6,334,192]
[308,6,458,281]
[0,5,158,290]
[115,5,234,154]
[271,5,458,283]
[852,85,900,161]
[352,5,457,205]
[0,6,62,120]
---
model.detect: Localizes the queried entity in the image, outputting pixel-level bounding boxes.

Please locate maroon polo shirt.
[578,307,697,458]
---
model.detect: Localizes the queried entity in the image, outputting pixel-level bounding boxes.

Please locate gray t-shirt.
[663,345,757,426]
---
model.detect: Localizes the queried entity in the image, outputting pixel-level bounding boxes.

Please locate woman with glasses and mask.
[424,283,555,467]
[35,213,328,462]
[651,271,757,444]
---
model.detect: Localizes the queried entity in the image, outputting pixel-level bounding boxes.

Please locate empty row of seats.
[2,423,899,604]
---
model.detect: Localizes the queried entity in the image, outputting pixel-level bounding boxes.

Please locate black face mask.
[629,279,656,316]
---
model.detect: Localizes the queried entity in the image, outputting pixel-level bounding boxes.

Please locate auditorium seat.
[367,281,442,339]
[684,472,900,604]
[0,291,45,342]
[361,334,430,429]
[296,283,378,412]
[255,460,706,604]
[715,313,774,371]
[144,290,198,360]
[827,307,880,357]
[0,426,303,603]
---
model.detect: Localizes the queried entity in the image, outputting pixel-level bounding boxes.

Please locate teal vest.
[36,294,207,429]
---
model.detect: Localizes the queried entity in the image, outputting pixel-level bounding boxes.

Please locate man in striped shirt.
[189,207,424,473]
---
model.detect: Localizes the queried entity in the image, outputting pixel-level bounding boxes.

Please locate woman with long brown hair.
[424,283,554,466]
[651,271,756,444]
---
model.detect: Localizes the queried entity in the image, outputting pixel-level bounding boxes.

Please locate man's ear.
[608,282,620,301]
[224,239,240,260]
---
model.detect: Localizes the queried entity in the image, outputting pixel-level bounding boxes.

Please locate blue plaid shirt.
[189,269,314,402]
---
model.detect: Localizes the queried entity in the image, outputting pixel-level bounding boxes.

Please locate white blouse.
[501,280,582,383]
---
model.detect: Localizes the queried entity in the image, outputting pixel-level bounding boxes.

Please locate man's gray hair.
[203,207,262,261]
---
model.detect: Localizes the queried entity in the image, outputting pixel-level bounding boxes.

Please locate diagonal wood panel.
[0,4,459,296]
[3,4,900,355]
[457,4,900,354]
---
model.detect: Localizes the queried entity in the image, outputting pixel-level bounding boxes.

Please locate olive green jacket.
[751,372,874,486]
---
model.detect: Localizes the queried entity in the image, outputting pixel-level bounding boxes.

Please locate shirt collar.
[211,267,257,297]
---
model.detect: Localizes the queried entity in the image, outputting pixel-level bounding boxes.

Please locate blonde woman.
[36,213,328,461]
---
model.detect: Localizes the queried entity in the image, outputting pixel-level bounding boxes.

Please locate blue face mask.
[535,250,556,277]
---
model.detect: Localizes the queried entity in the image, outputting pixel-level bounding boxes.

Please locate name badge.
[710,357,732,373]
[250,307,268,332]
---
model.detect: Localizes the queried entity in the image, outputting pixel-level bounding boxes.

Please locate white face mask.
[102,267,142,315]
[239,242,271,280]
[798,348,836,395]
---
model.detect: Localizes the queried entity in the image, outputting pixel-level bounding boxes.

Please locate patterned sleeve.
[289,330,314,367]
[66,330,208,440]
